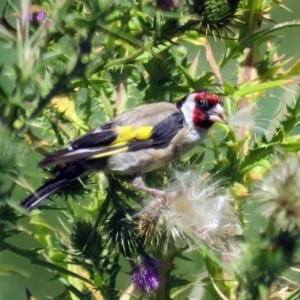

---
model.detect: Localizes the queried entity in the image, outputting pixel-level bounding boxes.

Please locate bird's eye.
[197,99,208,109]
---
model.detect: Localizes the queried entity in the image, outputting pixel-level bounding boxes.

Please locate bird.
[20,90,226,211]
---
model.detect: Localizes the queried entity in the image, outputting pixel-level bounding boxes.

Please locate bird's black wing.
[39,104,184,167]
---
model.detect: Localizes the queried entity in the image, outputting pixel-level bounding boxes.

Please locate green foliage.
[0,126,24,173]
[240,231,300,300]
[0,0,300,299]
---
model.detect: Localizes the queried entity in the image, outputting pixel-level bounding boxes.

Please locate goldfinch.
[20,90,226,211]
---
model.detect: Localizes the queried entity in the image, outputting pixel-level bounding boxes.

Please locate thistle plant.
[1,0,300,299]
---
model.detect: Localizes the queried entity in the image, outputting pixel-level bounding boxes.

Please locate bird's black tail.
[20,178,70,211]
[20,158,108,212]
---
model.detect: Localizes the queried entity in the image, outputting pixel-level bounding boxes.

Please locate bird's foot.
[148,188,166,199]
[132,173,178,205]
[132,174,165,198]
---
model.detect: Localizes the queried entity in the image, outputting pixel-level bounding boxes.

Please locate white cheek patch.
[179,94,196,128]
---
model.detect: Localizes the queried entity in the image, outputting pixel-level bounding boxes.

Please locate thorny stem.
[154,249,177,300]
[238,0,263,148]
[86,47,145,74]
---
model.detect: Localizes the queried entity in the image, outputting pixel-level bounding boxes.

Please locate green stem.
[237,0,263,144]
[154,250,177,300]
[2,241,94,285]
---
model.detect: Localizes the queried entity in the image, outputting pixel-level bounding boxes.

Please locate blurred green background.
[0,1,300,299]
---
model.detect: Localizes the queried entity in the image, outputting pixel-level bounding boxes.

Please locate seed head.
[256,154,300,231]
[137,170,239,252]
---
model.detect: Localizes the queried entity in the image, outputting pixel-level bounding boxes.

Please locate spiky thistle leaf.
[70,220,103,259]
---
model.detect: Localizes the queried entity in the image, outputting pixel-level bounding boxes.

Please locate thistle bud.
[193,0,240,23]
[131,255,160,293]
[188,0,241,36]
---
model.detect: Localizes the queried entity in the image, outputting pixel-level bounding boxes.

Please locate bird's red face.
[177,90,226,129]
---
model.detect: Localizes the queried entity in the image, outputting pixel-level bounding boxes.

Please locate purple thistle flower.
[28,11,47,22]
[37,11,47,21]
[131,255,160,293]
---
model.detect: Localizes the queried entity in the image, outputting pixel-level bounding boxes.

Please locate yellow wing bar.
[113,125,154,145]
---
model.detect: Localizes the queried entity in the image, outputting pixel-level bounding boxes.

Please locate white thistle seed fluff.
[228,104,269,135]
[137,169,240,252]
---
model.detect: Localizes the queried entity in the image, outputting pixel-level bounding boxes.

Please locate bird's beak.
[208,103,227,124]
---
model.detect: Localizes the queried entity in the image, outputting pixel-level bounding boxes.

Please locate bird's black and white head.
[177,90,226,129]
